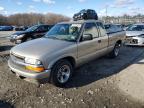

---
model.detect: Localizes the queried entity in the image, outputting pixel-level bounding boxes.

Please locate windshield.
[45,23,82,41]
[127,25,144,31]
[80,9,86,13]
[26,25,39,32]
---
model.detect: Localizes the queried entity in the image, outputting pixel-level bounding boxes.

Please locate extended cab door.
[77,22,100,64]
[96,22,108,54]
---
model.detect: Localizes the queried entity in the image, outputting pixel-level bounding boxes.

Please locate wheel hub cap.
[57,65,70,83]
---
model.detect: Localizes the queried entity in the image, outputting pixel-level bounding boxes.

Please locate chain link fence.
[0,45,12,62]
[0,54,10,62]
[0,32,15,63]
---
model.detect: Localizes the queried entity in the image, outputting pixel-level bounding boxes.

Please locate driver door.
[77,22,100,64]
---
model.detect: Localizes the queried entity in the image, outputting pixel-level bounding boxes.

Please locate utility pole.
[106,5,108,18]
[105,5,108,23]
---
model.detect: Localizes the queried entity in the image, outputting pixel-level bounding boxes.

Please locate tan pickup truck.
[8,20,126,87]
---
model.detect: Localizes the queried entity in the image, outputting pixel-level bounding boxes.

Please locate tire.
[50,59,73,87]
[109,43,121,58]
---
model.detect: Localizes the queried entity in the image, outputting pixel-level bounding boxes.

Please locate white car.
[125,23,144,46]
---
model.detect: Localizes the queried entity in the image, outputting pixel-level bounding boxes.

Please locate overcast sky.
[0,0,143,17]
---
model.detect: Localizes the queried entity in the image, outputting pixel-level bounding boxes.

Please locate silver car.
[125,23,144,46]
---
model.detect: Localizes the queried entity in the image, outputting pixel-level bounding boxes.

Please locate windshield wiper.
[46,36,59,40]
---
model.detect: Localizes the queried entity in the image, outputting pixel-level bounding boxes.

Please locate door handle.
[98,40,101,43]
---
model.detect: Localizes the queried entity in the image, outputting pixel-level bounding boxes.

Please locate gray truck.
[8,20,126,87]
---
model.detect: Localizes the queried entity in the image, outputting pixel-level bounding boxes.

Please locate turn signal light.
[26,66,45,72]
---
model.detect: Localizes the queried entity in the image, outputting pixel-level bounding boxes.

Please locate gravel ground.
[0,31,15,38]
[0,32,144,108]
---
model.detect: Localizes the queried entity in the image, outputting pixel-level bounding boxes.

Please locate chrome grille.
[126,37,138,44]
[132,39,138,44]
[11,53,24,63]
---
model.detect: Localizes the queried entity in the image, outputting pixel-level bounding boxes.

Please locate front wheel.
[109,43,121,58]
[50,60,73,87]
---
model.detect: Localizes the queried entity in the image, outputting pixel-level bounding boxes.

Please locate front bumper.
[125,36,144,46]
[10,38,22,44]
[8,58,51,80]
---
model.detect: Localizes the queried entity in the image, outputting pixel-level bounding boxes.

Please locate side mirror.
[82,34,93,41]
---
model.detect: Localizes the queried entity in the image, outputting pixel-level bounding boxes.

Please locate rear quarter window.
[96,22,106,37]
[83,22,99,38]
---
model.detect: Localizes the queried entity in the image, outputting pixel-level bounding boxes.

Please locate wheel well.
[116,40,122,45]
[51,57,76,69]
[62,57,76,68]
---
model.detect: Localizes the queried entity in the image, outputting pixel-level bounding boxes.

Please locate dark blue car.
[73,9,98,21]
[0,26,13,31]
[10,24,54,44]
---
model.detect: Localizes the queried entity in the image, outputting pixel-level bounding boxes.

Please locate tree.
[0,13,71,26]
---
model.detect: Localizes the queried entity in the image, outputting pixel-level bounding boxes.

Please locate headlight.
[16,34,24,39]
[24,58,42,65]
[11,35,17,38]
[138,34,144,38]
[25,58,45,72]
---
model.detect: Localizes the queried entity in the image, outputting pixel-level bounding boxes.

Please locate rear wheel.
[50,60,73,87]
[109,43,121,58]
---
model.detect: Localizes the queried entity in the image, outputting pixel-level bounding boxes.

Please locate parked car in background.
[125,23,144,46]
[73,9,98,21]
[15,26,28,31]
[104,24,123,34]
[115,24,125,30]
[0,26,13,31]
[8,20,125,87]
[123,24,133,30]
[10,24,53,44]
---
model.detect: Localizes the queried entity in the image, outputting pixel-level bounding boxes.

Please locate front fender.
[47,54,76,69]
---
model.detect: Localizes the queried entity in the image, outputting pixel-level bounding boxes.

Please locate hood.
[13,31,30,35]
[11,38,74,59]
[126,31,144,37]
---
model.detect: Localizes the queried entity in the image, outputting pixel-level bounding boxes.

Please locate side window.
[96,22,106,37]
[37,26,47,32]
[114,25,119,32]
[92,10,95,14]
[110,25,116,33]
[117,25,123,31]
[83,23,99,38]
[45,26,50,31]
[38,26,51,32]
[90,10,93,14]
